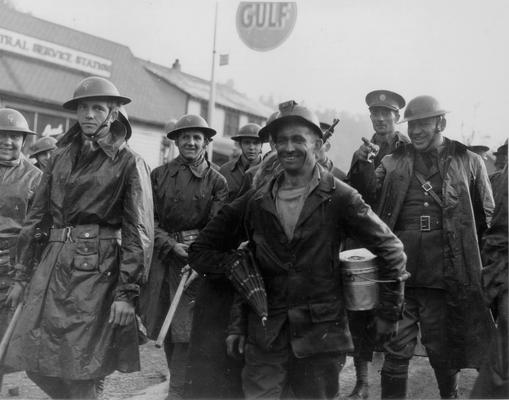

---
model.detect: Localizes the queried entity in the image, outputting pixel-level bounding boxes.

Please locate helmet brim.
[0,127,37,135]
[230,134,261,141]
[167,126,216,140]
[257,126,272,143]
[62,95,132,110]
[30,144,57,157]
[399,110,449,123]
[267,115,324,140]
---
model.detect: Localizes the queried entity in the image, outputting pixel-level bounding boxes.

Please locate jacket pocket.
[73,254,99,272]
[309,302,340,323]
[72,225,99,272]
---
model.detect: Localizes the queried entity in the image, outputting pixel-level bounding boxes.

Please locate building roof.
[143,60,272,118]
[0,7,270,125]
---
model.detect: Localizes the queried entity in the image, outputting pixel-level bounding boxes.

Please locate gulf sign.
[236,2,298,52]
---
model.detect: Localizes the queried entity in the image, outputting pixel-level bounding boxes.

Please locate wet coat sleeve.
[340,186,407,321]
[13,168,51,283]
[115,159,154,303]
[480,166,507,306]
[188,191,250,277]
[209,174,229,219]
[228,291,249,336]
[347,153,379,207]
[471,155,495,236]
[151,171,176,259]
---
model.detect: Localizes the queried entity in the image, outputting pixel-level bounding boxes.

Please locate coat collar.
[58,122,127,160]
[166,154,210,178]
[253,164,335,232]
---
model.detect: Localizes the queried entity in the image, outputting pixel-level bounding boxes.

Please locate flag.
[219,54,229,66]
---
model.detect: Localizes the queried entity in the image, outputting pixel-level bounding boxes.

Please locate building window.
[200,101,208,122]
[248,115,265,126]
[223,109,239,138]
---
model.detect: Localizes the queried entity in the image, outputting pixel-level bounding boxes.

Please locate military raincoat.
[354,138,495,369]
[0,155,41,344]
[140,155,228,342]
[3,123,154,380]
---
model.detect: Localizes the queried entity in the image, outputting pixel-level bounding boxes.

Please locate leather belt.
[170,229,199,245]
[49,225,121,242]
[395,216,442,232]
[0,237,16,251]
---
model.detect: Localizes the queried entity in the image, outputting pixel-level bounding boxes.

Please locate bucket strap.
[344,271,410,283]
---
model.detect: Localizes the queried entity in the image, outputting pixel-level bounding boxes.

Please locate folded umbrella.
[226,248,268,325]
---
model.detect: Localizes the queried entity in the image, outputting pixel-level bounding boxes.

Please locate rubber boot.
[348,358,369,398]
[434,369,459,399]
[381,371,408,399]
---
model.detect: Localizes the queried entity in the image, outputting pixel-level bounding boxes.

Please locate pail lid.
[339,248,376,263]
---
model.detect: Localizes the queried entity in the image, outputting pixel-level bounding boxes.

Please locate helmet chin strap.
[86,109,114,140]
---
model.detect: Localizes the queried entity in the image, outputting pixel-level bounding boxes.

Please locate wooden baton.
[0,303,22,362]
[155,268,191,348]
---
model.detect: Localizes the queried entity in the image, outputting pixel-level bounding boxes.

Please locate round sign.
[236,2,298,52]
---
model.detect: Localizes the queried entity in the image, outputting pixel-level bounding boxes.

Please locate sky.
[13,0,509,151]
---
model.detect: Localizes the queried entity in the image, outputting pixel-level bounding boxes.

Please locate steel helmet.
[164,119,178,136]
[265,100,323,140]
[401,95,448,123]
[115,106,132,140]
[258,111,280,143]
[231,123,262,141]
[63,76,131,110]
[167,114,216,140]
[30,136,58,158]
[0,108,36,135]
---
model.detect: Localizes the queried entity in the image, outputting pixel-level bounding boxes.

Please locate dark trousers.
[242,342,345,399]
[471,290,509,399]
[26,371,97,399]
[164,339,189,397]
[382,288,459,398]
[383,287,449,368]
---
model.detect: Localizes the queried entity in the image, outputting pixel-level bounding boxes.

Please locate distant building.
[0,7,270,167]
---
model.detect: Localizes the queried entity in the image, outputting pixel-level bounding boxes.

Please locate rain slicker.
[0,155,42,246]
[354,138,495,369]
[0,155,41,346]
[140,156,228,342]
[3,124,154,379]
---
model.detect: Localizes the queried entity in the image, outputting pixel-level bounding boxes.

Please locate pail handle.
[344,271,410,283]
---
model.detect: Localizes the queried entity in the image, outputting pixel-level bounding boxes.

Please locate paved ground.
[0,345,478,399]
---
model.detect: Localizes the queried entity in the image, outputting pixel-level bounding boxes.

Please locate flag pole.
[207,1,219,161]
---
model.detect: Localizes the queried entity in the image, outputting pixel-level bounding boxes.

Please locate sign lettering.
[0,28,112,77]
[236,2,297,52]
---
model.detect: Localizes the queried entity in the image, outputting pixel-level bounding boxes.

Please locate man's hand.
[173,243,189,259]
[374,316,398,345]
[5,282,24,309]
[226,334,246,359]
[355,138,380,163]
[109,300,135,326]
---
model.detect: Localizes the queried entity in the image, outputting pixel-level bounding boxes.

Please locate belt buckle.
[421,181,433,192]
[420,216,431,232]
[64,226,74,242]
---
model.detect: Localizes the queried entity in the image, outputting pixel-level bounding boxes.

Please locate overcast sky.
[14,0,509,149]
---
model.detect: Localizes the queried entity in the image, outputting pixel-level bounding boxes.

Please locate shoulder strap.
[414,170,446,209]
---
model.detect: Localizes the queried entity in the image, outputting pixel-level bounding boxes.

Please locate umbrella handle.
[155,269,191,348]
